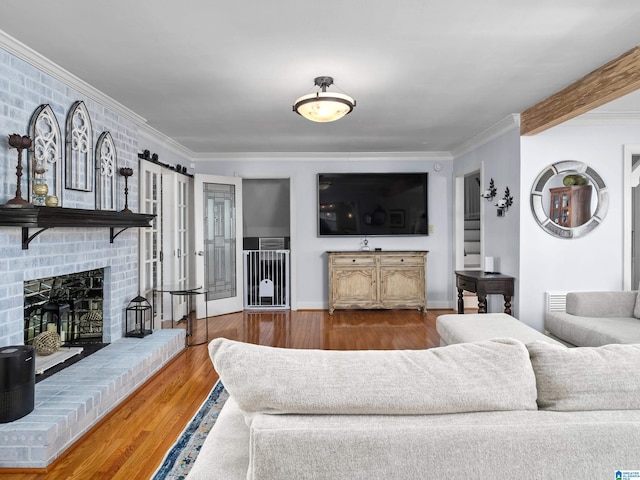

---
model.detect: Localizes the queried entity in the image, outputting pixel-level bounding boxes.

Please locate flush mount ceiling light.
[293,76,356,123]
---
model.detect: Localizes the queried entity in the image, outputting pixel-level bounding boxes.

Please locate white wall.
[454,124,522,315]
[175,120,639,325]
[519,122,636,331]
[193,156,453,309]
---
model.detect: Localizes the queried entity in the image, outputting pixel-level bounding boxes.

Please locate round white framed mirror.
[530,160,608,239]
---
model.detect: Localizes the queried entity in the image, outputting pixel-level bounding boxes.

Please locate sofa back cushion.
[528,341,640,411]
[634,289,640,318]
[566,291,637,318]
[209,337,538,415]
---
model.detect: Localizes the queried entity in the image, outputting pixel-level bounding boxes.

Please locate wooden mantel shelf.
[0,206,155,249]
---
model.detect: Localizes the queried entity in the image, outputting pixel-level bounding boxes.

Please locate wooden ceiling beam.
[520,45,640,136]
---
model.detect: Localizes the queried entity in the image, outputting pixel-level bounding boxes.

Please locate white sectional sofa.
[545,291,640,346]
[187,337,640,480]
[436,312,564,346]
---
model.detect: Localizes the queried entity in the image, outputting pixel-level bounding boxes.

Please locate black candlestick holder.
[5,134,33,207]
[119,167,134,213]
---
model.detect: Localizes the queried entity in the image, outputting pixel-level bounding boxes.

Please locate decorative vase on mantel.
[31,176,48,206]
[29,150,51,207]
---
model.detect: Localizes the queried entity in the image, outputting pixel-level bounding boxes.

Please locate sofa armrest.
[566,291,637,317]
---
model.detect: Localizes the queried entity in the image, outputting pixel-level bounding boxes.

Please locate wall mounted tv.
[318,172,428,236]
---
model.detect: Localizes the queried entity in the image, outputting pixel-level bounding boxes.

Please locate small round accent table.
[155,283,210,347]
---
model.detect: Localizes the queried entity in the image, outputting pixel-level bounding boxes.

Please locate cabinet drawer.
[331,256,376,266]
[379,255,424,266]
[456,278,476,292]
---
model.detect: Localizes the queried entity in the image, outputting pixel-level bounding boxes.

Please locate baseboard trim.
[293,301,455,311]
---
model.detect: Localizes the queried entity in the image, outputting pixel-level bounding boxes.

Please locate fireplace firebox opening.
[24,268,105,347]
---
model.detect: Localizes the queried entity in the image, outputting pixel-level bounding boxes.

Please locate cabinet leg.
[457,288,464,314]
[477,295,487,313]
[504,295,512,315]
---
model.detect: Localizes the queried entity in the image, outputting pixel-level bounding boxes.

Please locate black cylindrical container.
[0,345,35,423]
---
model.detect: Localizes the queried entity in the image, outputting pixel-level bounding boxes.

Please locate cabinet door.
[550,192,559,224]
[379,266,425,307]
[331,267,378,307]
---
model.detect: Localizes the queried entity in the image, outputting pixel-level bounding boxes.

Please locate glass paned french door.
[194,174,243,316]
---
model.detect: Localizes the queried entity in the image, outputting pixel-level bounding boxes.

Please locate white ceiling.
[1,0,640,154]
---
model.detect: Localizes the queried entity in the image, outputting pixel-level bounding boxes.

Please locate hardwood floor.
[0,308,450,480]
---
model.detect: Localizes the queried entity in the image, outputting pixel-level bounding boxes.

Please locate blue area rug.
[152,380,229,480]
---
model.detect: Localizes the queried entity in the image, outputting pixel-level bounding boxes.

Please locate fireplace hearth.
[24,269,104,347]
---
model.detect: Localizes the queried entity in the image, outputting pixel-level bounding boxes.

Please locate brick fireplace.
[0,228,141,348]
[0,38,189,468]
[0,42,145,349]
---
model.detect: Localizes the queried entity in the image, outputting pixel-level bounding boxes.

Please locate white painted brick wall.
[0,47,141,347]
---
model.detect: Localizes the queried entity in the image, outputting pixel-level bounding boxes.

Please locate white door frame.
[241,174,297,310]
[623,145,640,290]
[453,165,486,308]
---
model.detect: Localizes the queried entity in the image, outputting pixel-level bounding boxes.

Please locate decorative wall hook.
[496,186,513,216]
[481,178,497,201]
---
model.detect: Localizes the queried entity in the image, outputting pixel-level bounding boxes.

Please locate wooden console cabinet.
[549,185,592,227]
[327,251,428,314]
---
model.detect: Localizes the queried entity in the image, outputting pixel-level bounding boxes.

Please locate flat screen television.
[318,172,428,236]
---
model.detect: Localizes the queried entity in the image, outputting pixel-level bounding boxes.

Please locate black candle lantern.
[40,301,71,344]
[125,295,152,338]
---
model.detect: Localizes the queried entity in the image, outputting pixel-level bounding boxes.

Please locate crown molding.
[0,29,146,126]
[192,151,453,163]
[137,123,195,159]
[451,114,521,158]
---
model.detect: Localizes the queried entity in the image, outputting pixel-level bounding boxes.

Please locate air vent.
[545,292,567,312]
[259,237,285,250]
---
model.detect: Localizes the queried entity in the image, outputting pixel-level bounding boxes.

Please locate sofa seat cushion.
[209,337,538,415]
[528,341,640,411]
[186,397,248,480]
[247,409,640,480]
[436,313,564,346]
[544,312,640,347]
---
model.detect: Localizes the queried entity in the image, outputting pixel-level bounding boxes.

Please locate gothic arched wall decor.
[65,101,94,192]
[95,131,117,211]
[28,104,63,205]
